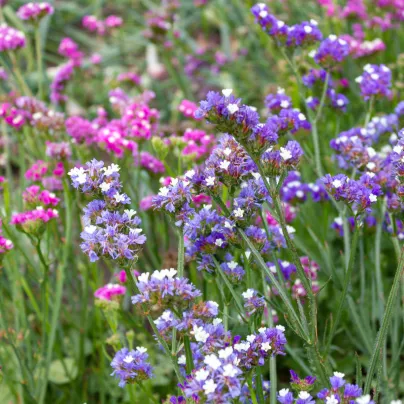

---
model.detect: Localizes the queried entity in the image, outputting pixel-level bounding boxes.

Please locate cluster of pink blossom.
[82,15,123,36]
[25,160,64,191]
[94,283,127,301]
[0,24,26,52]
[11,207,58,236]
[17,2,54,22]
[178,99,199,119]
[23,185,60,207]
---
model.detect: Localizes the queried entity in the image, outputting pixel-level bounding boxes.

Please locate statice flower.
[317,372,363,403]
[58,37,83,66]
[69,160,146,263]
[195,89,278,157]
[23,185,60,207]
[261,141,304,176]
[17,2,54,22]
[185,205,236,266]
[180,349,243,403]
[152,177,193,226]
[94,283,126,300]
[179,99,199,118]
[265,88,292,113]
[220,256,245,283]
[110,347,153,387]
[0,25,26,51]
[0,221,13,260]
[278,109,311,134]
[234,325,287,369]
[287,20,323,48]
[50,61,75,104]
[136,152,165,174]
[11,207,58,236]
[314,35,350,68]
[290,370,316,392]
[278,389,316,403]
[355,64,392,100]
[45,141,72,159]
[131,269,201,315]
[242,288,265,316]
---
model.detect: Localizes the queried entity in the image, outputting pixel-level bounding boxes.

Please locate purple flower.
[131,269,201,314]
[242,288,265,316]
[287,20,323,47]
[355,64,392,100]
[314,35,350,68]
[265,88,292,113]
[110,347,153,387]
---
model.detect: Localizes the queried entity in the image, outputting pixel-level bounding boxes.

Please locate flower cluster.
[69,160,146,263]
[0,24,26,52]
[313,35,350,68]
[111,347,153,387]
[17,2,54,22]
[11,207,59,236]
[355,64,392,100]
[94,283,126,301]
[82,15,123,36]
[131,269,201,314]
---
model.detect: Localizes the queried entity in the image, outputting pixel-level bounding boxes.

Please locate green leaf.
[48,358,78,385]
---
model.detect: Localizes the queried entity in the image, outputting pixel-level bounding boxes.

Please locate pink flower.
[17,2,54,22]
[178,99,199,118]
[94,283,126,300]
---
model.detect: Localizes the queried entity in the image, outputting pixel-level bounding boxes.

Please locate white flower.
[192,325,209,343]
[227,104,239,115]
[158,186,170,196]
[258,327,267,333]
[104,163,120,176]
[114,193,126,203]
[369,193,377,202]
[203,379,217,394]
[298,113,306,121]
[279,389,289,397]
[333,371,345,378]
[259,10,268,18]
[161,310,172,321]
[124,209,137,218]
[223,147,232,156]
[280,100,290,108]
[304,25,312,33]
[227,261,238,270]
[276,325,286,332]
[356,393,372,404]
[334,217,343,226]
[261,342,272,352]
[280,147,292,161]
[178,355,186,365]
[246,335,256,343]
[215,238,224,247]
[68,167,87,184]
[299,392,310,399]
[220,160,231,170]
[213,318,223,326]
[99,182,111,192]
[84,225,97,234]
[138,273,150,283]
[218,346,233,359]
[185,169,195,178]
[222,88,233,97]
[123,355,134,364]
[326,395,339,404]
[195,368,209,381]
[206,176,216,187]
[233,208,244,218]
[329,34,337,41]
[390,401,402,404]
[332,179,342,188]
[242,289,255,299]
[204,354,221,370]
[136,347,147,353]
[223,364,238,377]
[234,342,250,352]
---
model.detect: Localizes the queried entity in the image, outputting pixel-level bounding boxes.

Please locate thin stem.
[325,224,360,354]
[268,308,277,404]
[364,246,404,394]
[364,96,374,126]
[8,52,32,96]
[35,27,45,100]
[314,72,330,123]
[177,228,185,277]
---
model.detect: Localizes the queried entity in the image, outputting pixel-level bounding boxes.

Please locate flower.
[110,347,153,387]
[94,283,126,300]
[355,64,392,100]
[314,35,350,68]
[0,24,26,52]
[17,2,54,22]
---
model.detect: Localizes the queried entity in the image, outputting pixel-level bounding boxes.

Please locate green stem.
[364,246,404,394]
[177,228,185,277]
[325,223,360,354]
[247,375,259,404]
[314,72,330,123]
[183,335,194,374]
[211,194,307,340]
[268,308,277,404]
[8,51,32,96]
[35,27,45,100]
[364,96,374,126]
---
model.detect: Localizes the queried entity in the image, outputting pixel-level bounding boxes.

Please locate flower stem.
[35,27,45,100]
[177,227,185,277]
[325,223,360,354]
[364,245,404,394]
